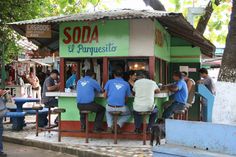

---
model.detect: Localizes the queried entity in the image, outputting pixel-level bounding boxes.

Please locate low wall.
[165,120,236,155]
[212,81,236,124]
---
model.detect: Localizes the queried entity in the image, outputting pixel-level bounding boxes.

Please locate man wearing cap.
[41,69,61,126]
[132,71,160,133]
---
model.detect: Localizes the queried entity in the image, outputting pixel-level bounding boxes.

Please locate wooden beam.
[149,56,155,80]
[60,58,65,92]
[103,57,108,87]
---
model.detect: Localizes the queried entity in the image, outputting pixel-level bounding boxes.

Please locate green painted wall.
[59,20,129,58]
[59,96,167,121]
[170,46,201,63]
[154,20,171,61]
[171,37,192,46]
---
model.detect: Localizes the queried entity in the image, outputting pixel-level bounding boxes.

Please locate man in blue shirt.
[104,68,131,133]
[162,71,188,119]
[77,70,105,132]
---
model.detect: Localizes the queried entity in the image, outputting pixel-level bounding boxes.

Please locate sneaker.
[0,152,7,157]
[107,127,113,133]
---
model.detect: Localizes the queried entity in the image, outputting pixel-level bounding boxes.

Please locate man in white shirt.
[133,71,160,133]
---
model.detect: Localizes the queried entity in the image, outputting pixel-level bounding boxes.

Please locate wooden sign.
[26,24,51,38]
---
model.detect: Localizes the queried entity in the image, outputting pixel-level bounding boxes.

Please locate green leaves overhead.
[160,0,232,47]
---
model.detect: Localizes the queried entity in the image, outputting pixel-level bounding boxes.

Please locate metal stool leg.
[114,115,118,144]
[185,110,188,120]
[48,107,51,133]
[143,115,147,145]
[85,113,89,143]
[58,112,61,142]
[36,110,39,136]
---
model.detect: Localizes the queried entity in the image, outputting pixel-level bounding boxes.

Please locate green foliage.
[0,0,106,63]
[160,0,231,47]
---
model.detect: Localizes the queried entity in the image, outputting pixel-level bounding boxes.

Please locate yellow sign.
[26,24,51,38]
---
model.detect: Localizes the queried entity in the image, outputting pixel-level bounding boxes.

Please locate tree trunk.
[196,0,221,35]
[218,0,236,82]
[143,0,165,11]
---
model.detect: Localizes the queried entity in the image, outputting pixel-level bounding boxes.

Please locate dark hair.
[182,71,188,77]
[173,71,183,79]
[136,70,148,79]
[129,70,136,76]
[113,68,123,77]
[85,70,94,77]
[199,68,208,74]
[51,69,59,75]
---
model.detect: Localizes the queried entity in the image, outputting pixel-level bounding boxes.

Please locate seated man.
[42,69,60,107]
[77,70,105,132]
[162,71,188,119]
[133,71,160,133]
[41,69,61,126]
[182,71,196,106]
[104,68,131,133]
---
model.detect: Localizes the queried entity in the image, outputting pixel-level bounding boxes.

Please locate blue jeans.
[106,105,130,128]
[0,117,3,152]
[133,107,158,130]
[162,101,186,119]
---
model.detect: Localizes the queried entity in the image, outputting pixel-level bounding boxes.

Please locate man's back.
[203,76,216,95]
[104,78,131,106]
[77,76,101,104]
[133,79,158,112]
[42,76,55,103]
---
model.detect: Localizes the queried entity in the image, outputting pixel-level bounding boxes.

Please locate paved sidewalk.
[3,116,156,157]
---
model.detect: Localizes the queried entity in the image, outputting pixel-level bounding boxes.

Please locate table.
[12,97,40,131]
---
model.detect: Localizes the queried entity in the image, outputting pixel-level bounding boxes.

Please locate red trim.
[76,61,80,81]
[149,56,155,80]
[61,121,150,140]
[60,58,65,92]
[103,57,108,86]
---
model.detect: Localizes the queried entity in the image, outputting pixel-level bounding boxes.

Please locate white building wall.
[129,19,154,56]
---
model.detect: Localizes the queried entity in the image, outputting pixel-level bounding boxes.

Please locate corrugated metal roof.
[9,9,180,25]
[8,9,215,56]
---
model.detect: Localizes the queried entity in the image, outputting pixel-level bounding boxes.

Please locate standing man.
[198,68,216,121]
[133,71,160,133]
[104,68,131,133]
[77,70,105,132]
[162,71,188,119]
[0,89,8,157]
[41,69,60,126]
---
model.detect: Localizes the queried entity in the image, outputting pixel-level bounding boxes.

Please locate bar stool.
[138,111,152,145]
[80,110,91,143]
[53,108,66,142]
[109,111,122,144]
[32,104,43,136]
[33,107,66,142]
[174,108,188,120]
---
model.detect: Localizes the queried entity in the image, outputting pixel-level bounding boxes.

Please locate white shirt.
[133,79,159,112]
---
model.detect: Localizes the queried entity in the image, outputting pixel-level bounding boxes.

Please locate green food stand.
[9,9,215,138]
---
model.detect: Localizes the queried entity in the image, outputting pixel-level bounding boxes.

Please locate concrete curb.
[3,135,111,157]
